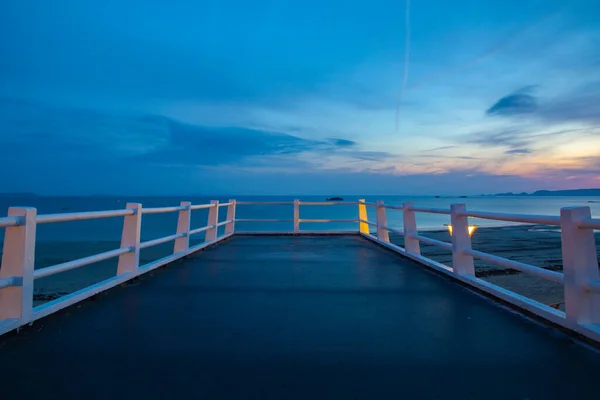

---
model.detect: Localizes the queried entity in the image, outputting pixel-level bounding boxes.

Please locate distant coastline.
[489,188,600,197]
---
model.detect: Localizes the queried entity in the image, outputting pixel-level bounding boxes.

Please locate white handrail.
[216,220,233,227]
[189,225,213,235]
[382,205,404,211]
[0,216,23,228]
[235,219,294,222]
[463,248,565,284]
[577,217,600,229]
[236,201,293,205]
[34,247,133,279]
[190,204,216,210]
[37,209,134,224]
[407,206,451,215]
[383,225,404,235]
[410,234,453,251]
[140,233,186,249]
[0,277,19,289]
[299,219,358,223]
[142,206,186,214]
[583,280,600,294]
[358,219,377,227]
[218,202,234,207]
[458,210,561,226]
[299,201,358,206]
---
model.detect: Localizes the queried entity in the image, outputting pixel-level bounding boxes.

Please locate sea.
[1,194,599,243]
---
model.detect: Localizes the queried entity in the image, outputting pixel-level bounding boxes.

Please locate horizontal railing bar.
[299,219,358,223]
[34,247,132,280]
[0,277,20,289]
[139,233,185,249]
[217,202,233,207]
[359,219,377,226]
[235,219,294,222]
[142,206,186,214]
[383,225,404,236]
[187,232,234,253]
[577,217,600,229]
[236,230,357,235]
[37,209,133,224]
[361,202,377,207]
[190,204,216,210]
[216,219,233,227]
[410,234,453,251]
[189,225,213,235]
[458,210,561,226]
[300,201,358,206]
[583,280,600,294]
[382,205,404,211]
[464,248,565,284]
[0,216,23,228]
[407,206,451,215]
[236,201,294,205]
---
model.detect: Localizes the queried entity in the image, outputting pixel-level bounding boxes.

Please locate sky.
[0,0,599,195]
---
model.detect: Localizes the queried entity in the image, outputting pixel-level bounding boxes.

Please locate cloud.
[536,81,600,125]
[465,125,600,152]
[426,145,458,152]
[466,128,530,148]
[341,150,398,162]
[486,82,600,125]
[328,138,357,147]
[486,87,538,116]
[0,97,398,175]
[505,148,532,154]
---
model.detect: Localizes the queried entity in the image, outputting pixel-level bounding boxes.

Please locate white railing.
[368,201,599,343]
[234,199,600,342]
[234,199,365,234]
[2,197,599,343]
[0,199,236,336]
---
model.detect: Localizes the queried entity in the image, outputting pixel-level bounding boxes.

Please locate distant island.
[490,189,600,197]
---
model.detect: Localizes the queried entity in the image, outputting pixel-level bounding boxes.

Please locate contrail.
[395,0,411,132]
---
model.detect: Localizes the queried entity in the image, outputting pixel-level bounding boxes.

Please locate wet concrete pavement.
[0,235,598,399]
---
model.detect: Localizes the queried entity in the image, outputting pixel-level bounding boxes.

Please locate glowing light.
[445,224,478,237]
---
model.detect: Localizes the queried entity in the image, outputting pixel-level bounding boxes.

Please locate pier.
[1,199,600,397]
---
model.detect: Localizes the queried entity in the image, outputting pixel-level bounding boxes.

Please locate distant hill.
[492,189,600,197]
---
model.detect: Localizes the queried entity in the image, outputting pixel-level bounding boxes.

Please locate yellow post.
[358,199,369,234]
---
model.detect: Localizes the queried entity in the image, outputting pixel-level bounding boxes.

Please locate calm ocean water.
[1,195,599,243]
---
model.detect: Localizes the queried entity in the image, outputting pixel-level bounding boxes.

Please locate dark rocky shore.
[390,225,600,306]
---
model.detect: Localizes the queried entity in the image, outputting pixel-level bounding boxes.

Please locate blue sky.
[1,0,599,195]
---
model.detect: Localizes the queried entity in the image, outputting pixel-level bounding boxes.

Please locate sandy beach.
[18,225,600,308]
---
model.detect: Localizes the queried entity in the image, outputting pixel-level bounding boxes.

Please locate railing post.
[117,203,142,275]
[293,199,300,233]
[450,204,475,276]
[402,202,420,255]
[206,200,219,241]
[225,199,236,234]
[376,200,389,242]
[174,201,191,253]
[358,199,369,234]
[560,206,600,326]
[0,207,37,323]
